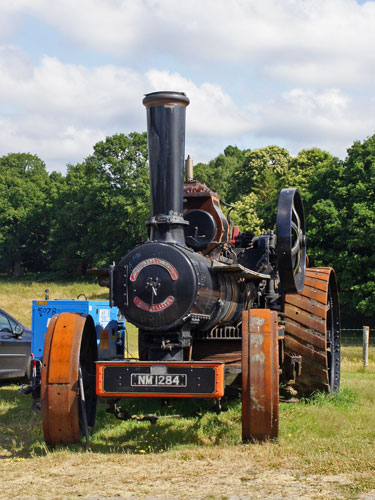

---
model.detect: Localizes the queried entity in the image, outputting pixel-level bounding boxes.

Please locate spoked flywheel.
[283,267,341,395]
[41,313,98,445]
[276,188,306,293]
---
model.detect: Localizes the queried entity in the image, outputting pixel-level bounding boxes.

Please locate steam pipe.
[143,91,190,244]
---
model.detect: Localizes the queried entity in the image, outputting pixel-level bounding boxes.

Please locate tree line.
[0,132,374,326]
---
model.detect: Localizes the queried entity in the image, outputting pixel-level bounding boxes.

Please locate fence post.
[363,326,369,368]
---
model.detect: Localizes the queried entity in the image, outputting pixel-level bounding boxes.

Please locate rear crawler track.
[284,267,340,394]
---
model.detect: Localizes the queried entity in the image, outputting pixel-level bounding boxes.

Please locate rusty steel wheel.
[284,267,340,395]
[41,313,98,445]
[241,309,279,442]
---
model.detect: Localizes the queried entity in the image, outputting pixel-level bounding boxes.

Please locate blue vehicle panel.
[31,300,125,361]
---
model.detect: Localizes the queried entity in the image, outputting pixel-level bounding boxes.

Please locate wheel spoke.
[292,203,301,232]
[291,240,301,256]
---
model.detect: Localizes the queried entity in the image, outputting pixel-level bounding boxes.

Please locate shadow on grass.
[88,397,241,454]
[0,385,241,457]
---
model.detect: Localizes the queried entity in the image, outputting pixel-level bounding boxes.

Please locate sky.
[0,0,374,172]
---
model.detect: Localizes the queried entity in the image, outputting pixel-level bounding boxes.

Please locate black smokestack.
[143,91,190,243]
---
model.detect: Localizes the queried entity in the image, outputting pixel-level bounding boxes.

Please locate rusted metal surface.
[271,320,279,438]
[284,267,339,394]
[241,309,279,442]
[183,179,230,245]
[41,313,96,445]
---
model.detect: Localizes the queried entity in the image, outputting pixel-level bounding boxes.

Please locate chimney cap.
[143,91,190,107]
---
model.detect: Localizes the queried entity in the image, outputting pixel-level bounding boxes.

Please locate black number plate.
[102,364,217,395]
[131,373,187,387]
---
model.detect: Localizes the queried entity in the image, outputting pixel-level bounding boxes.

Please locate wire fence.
[341,328,375,346]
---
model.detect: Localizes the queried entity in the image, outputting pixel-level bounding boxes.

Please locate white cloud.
[145,70,251,137]
[248,87,375,157]
[0,47,145,170]
[0,3,25,41]
[0,50,253,170]
[281,88,349,118]
[0,1,375,169]
[13,0,375,89]
[0,50,143,123]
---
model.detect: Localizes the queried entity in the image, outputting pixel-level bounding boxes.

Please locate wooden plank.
[284,318,326,350]
[284,293,327,319]
[300,285,328,304]
[285,335,327,367]
[306,268,332,276]
[304,276,329,292]
[284,303,326,335]
[295,376,330,393]
[297,357,330,383]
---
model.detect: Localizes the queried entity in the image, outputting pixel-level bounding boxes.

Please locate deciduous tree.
[0,153,50,275]
[49,132,149,274]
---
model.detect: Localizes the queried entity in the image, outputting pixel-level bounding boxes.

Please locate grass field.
[1,281,375,499]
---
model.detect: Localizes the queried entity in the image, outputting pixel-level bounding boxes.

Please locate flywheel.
[283,267,340,395]
[41,312,98,445]
[276,188,306,293]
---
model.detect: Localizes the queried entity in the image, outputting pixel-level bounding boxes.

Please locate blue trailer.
[31,299,125,363]
[23,299,125,408]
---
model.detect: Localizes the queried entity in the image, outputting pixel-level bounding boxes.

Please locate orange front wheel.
[41,313,97,445]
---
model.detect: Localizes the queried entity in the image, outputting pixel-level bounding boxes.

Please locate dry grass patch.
[0,449,356,499]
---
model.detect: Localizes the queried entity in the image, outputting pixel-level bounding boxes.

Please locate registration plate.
[131,373,187,387]
[96,361,225,398]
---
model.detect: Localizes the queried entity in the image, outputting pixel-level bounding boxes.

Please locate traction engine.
[41,91,341,444]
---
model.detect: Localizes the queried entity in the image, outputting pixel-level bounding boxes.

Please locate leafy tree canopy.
[0,153,50,275]
[49,132,149,274]
[338,135,375,319]
[194,145,249,203]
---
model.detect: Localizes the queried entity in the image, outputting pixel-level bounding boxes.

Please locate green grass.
[1,352,375,498]
[1,280,375,496]
[1,353,375,464]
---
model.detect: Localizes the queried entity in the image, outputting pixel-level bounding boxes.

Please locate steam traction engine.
[41,91,341,444]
